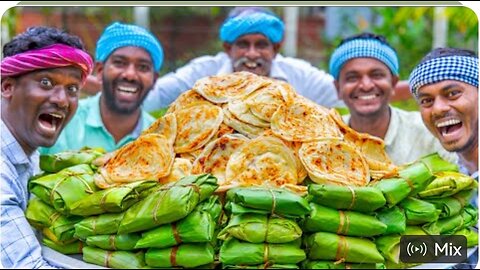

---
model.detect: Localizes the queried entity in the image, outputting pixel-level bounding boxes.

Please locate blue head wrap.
[219,8,285,44]
[329,38,399,80]
[96,22,164,72]
[408,55,479,97]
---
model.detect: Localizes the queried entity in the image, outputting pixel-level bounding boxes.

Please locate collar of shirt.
[216,52,288,82]
[85,93,145,139]
[1,119,39,166]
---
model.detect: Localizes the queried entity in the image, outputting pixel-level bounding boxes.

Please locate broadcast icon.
[400,235,467,263]
[406,241,428,257]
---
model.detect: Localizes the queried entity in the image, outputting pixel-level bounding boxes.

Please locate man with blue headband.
[41,22,163,154]
[141,6,343,111]
[330,33,456,165]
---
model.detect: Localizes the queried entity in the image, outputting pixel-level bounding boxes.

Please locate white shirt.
[143,52,345,111]
[343,106,458,166]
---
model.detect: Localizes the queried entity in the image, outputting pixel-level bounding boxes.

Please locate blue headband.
[220,10,284,44]
[409,55,479,97]
[329,38,399,80]
[96,22,164,72]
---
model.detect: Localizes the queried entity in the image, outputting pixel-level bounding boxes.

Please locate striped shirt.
[1,120,56,268]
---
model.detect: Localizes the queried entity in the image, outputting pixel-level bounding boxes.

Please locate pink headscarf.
[1,44,94,85]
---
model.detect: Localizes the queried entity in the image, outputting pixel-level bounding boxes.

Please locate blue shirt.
[143,52,345,111]
[40,93,156,155]
[0,120,56,268]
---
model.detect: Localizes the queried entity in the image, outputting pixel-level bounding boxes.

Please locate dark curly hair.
[3,26,86,57]
[337,32,397,53]
[419,47,477,64]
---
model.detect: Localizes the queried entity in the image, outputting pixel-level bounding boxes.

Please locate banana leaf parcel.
[82,246,145,269]
[223,264,299,269]
[29,164,98,216]
[308,184,386,213]
[303,203,386,237]
[145,243,215,268]
[301,260,385,269]
[135,207,215,249]
[417,171,476,199]
[454,228,479,248]
[422,205,478,235]
[305,232,384,263]
[225,187,311,218]
[425,189,476,218]
[86,233,141,251]
[220,237,305,265]
[419,152,459,173]
[376,206,406,235]
[399,197,441,225]
[42,237,84,255]
[40,147,105,173]
[70,180,158,216]
[25,198,82,242]
[217,213,302,243]
[118,174,218,234]
[74,212,125,240]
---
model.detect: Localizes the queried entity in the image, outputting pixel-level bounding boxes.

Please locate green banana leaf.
[219,237,306,265]
[25,197,82,242]
[28,164,98,216]
[304,232,384,263]
[118,174,218,234]
[217,213,302,243]
[301,260,385,269]
[74,212,125,240]
[417,171,476,198]
[223,264,299,269]
[225,187,311,218]
[70,180,158,216]
[42,237,84,255]
[425,189,476,218]
[145,243,215,268]
[375,226,425,268]
[135,207,215,249]
[198,195,226,226]
[308,184,386,213]
[372,178,414,208]
[86,233,141,251]
[423,205,478,235]
[419,153,459,173]
[376,206,406,235]
[82,246,145,269]
[399,197,441,225]
[40,147,105,173]
[454,228,479,248]
[304,203,386,237]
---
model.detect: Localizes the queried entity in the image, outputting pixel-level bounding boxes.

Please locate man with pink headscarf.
[1,26,93,268]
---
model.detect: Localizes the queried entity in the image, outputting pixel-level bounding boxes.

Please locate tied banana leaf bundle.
[419,152,459,173]
[422,205,478,235]
[301,260,385,269]
[303,203,387,237]
[86,233,141,251]
[454,228,479,248]
[219,237,306,265]
[118,174,218,234]
[25,198,82,242]
[308,184,386,213]
[40,147,105,173]
[223,264,299,269]
[217,213,302,243]
[417,171,476,199]
[145,243,215,268]
[82,246,145,269]
[74,212,125,240]
[399,197,441,225]
[425,189,476,218]
[197,195,225,226]
[42,237,84,255]
[376,206,406,235]
[304,232,384,263]
[225,187,311,218]
[29,164,98,216]
[70,180,158,216]
[135,207,215,249]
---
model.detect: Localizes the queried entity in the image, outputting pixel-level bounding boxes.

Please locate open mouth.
[38,112,64,133]
[436,119,462,137]
[354,93,380,101]
[117,85,138,94]
[244,61,262,69]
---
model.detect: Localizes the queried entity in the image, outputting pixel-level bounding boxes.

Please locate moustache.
[233,57,268,70]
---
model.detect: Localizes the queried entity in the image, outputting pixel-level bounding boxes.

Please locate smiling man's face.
[417,80,478,153]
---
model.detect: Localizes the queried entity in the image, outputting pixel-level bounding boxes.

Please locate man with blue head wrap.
[330,32,457,165]
[41,21,164,154]
[141,6,343,111]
